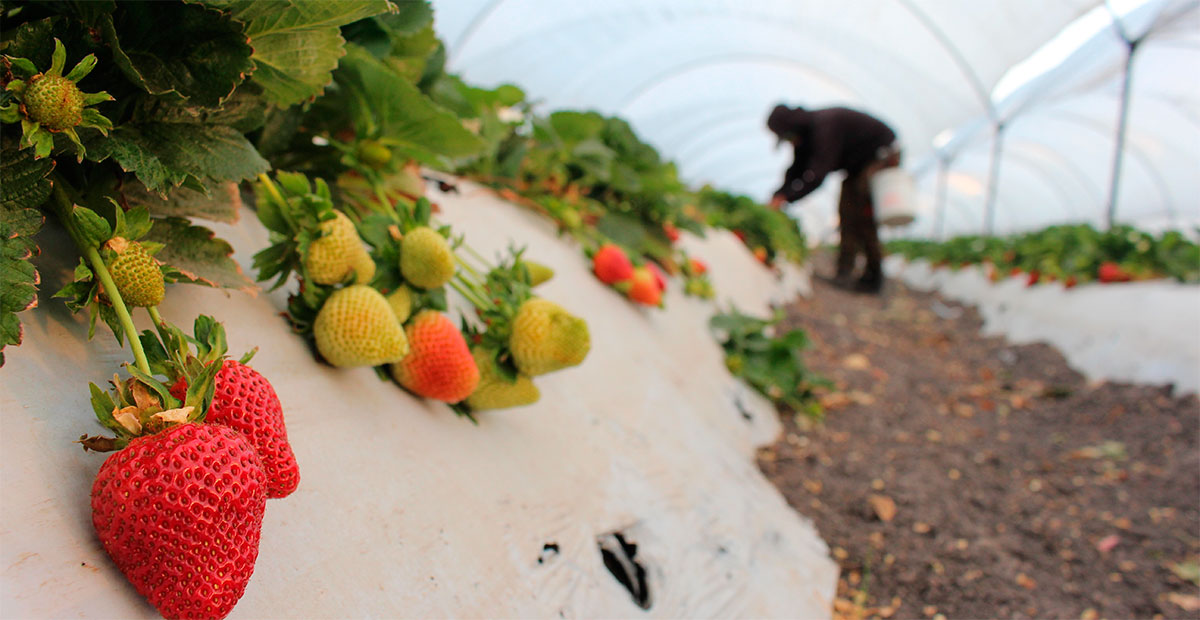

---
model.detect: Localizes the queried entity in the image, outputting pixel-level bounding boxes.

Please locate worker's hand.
[768,194,786,210]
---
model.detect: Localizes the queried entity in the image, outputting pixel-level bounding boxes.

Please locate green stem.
[369,178,401,222]
[454,253,485,281]
[49,180,152,376]
[448,277,490,310]
[256,173,287,209]
[146,306,165,328]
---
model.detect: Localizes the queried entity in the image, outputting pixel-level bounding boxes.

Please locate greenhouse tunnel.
[434,0,1200,240]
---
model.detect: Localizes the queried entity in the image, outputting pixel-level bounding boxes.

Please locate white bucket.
[870,167,916,227]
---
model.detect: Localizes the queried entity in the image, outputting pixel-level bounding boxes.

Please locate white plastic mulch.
[0,178,835,619]
[885,257,1200,396]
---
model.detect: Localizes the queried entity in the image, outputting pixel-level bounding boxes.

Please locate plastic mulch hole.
[597,531,651,610]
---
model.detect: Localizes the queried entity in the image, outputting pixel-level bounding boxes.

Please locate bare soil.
[759,266,1200,620]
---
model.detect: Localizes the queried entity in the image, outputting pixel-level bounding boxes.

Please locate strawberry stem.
[447,277,490,310]
[49,180,152,376]
[256,173,287,210]
[146,306,165,329]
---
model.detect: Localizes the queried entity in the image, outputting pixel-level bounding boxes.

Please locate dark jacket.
[770,106,896,203]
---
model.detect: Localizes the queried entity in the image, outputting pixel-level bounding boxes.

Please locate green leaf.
[99,2,253,107]
[129,81,270,133]
[146,217,256,293]
[333,45,484,159]
[0,139,55,213]
[194,0,391,106]
[71,206,112,247]
[86,122,268,194]
[122,179,243,224]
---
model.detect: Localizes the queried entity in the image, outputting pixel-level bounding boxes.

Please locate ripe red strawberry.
[91,423,267,620]
[390,310,480,403]
[688,258,708,276]
[592,244,633,284]
[170,360,299,499]
[1026,269,1041,287]
[732,229,747,243]
[627,266,662,306]
[1009,267,1022,279]
[663,222,681,243]
[1097,261,1130,283]
[646,262,668,291]
[1064,275,1078,289]
[753,247,769,264]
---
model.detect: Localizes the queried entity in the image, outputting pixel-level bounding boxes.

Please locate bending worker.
[767,105,901,294]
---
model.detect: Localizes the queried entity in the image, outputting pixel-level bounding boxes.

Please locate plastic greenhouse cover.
[432,0,1198,239]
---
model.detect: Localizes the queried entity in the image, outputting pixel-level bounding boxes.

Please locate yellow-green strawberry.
[399,226,455,289]
[104,237,164,307]
[313,285,409,367]
[385,285,414,324]
[305,211,370,285]
[26,74,84,130]
[351,250,376,284]
[509,298,590,376]
[522,261,554,286]
[465,347,540,411]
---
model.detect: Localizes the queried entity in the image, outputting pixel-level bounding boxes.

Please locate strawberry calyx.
[1,39,114,159]
[81,316,230,451]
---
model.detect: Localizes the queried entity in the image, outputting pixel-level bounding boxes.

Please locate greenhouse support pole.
[934,156,949,240]
[1105,38,1139,230]
[983,122,1006,237]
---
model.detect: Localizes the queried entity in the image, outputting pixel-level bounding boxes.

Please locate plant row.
[887,224,1200,286]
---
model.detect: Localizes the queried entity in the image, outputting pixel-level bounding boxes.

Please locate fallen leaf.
[913,522,932,534]
[1080,608,1099,620]
[848,390,876,405]
[1168,560,1200,586]
[1167,593,1200,612]
[843,353,870,370]
[1095,534,1121,553]
[1015,573,1037,589]
[869,494,897,522]
[820,392,853,410]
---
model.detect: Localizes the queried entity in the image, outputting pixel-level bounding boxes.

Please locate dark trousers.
[835,151,900,284]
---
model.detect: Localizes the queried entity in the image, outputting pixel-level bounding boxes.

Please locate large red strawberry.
[592,244,633,284]
[170,360,299,499]
[91,423,267,620]
[390,310,480,403]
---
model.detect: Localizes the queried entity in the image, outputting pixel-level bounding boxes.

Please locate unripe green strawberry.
[389,310,479,403]
[386,285,414,324]
[313,285,409,367]
[26,74,84,130]
[400,226,455,289]
[105,238,164,308]
[356,139,392,169]
[522,261,554,286]
[305,211,370,285]
[509,298,590,376]
[465,347,540,411]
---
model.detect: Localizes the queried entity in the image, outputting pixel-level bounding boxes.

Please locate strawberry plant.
[710,307,827,418]
[888,224,1200,286]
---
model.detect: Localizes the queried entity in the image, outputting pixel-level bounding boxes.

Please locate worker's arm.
[773,126,841,206]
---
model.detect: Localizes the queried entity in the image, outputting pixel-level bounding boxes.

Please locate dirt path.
[759,265,1200,619]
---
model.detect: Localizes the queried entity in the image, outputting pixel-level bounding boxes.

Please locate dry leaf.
[1167,593,1200,611]
[843,353,870,370]
[869,494,897,522]
[1015,573,1037,589]
[1095,534,1121,553]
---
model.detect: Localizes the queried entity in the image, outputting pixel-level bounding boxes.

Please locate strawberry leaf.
[98,1,254,108]
[146,217,256,293]
[88,382,125,435]
[85,122,268,195]
[122,179,242,224]
[328,45,485,161]
[71,206,112,248]
[193,0,391,107]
